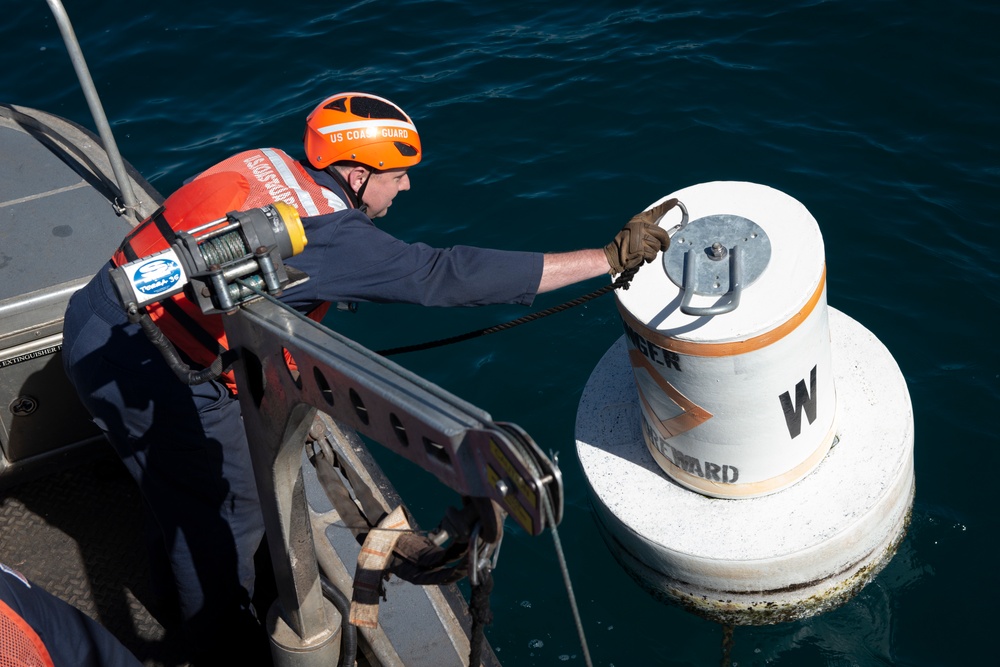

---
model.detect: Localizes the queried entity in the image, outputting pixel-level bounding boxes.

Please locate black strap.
[309,445,379,538]
[308,436,477,586]
[116,206,177,263]
[158,298,242,379]
[309,439,388,537]
[323,167,361,209]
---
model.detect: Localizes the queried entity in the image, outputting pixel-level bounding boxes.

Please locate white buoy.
[576,182,914,624]
[618,182,836,497]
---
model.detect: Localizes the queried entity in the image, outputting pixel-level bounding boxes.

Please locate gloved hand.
[603,199,675,275]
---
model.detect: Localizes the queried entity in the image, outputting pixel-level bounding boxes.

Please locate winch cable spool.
[376,201,689,358]
[108,202,307,385]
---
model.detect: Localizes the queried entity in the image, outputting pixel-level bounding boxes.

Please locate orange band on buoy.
[629,349,712,438]
[617,266,827,358]
[642,424,837,498]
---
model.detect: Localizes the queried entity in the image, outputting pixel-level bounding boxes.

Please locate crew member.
[0,563,143,667]
[61,91,670,665]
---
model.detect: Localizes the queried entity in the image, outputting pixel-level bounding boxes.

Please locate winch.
[109,201,307,315]
[107,201,308,385]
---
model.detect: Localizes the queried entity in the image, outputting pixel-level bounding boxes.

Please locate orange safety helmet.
[304,92,422,171]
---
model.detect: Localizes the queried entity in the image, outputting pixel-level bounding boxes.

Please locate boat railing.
[44,0,140,222]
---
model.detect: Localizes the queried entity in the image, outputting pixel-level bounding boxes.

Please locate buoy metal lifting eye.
[680,244,743,316]
[662,214,772,317]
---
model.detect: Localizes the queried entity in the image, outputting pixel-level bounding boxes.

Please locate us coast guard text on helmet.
[326,126,412,144]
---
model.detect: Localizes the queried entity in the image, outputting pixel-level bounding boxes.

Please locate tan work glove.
[603,199,675,275]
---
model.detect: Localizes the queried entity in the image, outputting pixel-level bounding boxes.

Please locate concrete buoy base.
[575,308,914,625]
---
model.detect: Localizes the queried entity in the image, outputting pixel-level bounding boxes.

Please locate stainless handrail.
[45,0,140,222]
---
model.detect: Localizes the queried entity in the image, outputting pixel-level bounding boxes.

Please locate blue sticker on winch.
[133,258,182,296]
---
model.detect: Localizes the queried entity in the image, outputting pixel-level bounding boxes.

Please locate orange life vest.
[0,598,54,667]
[112,148,349,393]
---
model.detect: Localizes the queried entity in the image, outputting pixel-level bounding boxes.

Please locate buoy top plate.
[663,214,772,296]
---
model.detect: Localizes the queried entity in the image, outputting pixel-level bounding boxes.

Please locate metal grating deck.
[0,452,189,665]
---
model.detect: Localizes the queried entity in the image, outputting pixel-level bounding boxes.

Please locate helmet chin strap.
[355,171,373,215]
[325,166,373,215]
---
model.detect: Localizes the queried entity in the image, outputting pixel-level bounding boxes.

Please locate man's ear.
[348,165,370,193]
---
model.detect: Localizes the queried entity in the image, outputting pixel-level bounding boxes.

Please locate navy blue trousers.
[62,265,270,665]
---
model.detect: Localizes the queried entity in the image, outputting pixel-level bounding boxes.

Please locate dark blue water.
[4,1,998,665]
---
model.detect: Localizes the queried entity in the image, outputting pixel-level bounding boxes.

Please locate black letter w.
[779,366,818,439]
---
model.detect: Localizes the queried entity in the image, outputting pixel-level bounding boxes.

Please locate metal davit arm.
[222,297,564,664]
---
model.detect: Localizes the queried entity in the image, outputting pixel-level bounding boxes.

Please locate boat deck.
[0,452,190,666]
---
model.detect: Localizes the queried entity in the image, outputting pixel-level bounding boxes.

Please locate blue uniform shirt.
[280,163,545,312]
